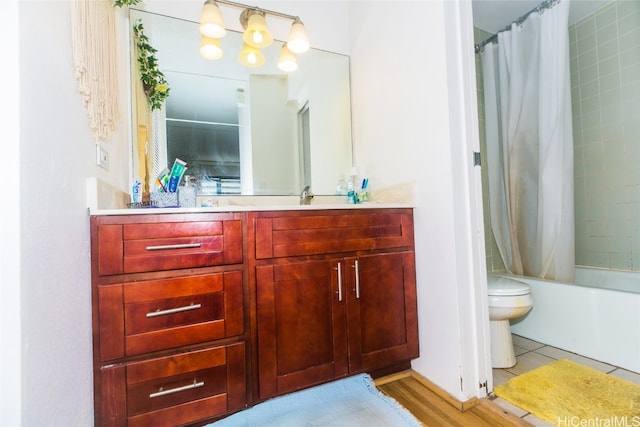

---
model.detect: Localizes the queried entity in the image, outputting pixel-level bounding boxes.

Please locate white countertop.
[89,201,414,216]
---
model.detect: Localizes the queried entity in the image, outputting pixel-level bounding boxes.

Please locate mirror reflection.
[129,9,353,197]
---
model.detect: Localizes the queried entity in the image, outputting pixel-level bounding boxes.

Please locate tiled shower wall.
[476,0,640,273]
[570,1,640,271]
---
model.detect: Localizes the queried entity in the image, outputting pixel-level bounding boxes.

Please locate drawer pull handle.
[149,380,205,399]
[335,262,342,302]
[146,303,202,318]
[145,243,202,251]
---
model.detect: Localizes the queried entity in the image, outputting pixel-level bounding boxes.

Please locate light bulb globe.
[200,36,223,60]
[287,19,309,53]
[200,1,226,38]
[242,11,273,49]
[238,43,265,67]
[278,43,298,72]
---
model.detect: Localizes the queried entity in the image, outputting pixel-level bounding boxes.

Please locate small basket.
[127,200,157,209]
[150,192,179,208]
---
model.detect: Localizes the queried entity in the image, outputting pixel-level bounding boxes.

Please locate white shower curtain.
[481,0,575,282]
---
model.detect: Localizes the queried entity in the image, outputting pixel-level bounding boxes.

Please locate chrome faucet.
[299,185,314,205]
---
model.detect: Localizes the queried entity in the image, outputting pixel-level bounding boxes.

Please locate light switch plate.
[96,144,109,170]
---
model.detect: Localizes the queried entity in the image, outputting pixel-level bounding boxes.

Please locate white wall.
[4,1,130,425]
[349,1,490,401]
[16,1,117,425]
[12,1,80,425]
[1,0,22,425]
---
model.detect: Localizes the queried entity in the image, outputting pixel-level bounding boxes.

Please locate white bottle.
[336,177,347,196]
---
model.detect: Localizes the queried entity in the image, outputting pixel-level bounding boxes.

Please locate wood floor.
[375,371,531,427]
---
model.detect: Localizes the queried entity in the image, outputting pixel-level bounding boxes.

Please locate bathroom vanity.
[90,206,418,426]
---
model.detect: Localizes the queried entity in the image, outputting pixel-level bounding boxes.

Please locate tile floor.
[491,334,640,426]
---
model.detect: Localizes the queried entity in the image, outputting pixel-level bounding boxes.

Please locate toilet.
[487,275,534,368]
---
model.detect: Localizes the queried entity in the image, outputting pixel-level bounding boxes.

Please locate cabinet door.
[256,260,348,399]
[344,252,419,373]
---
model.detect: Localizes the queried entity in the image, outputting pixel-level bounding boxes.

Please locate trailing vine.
[113,0,142,7]
[133,19,170,111]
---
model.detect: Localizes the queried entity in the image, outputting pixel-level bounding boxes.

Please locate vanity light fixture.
[198,0,310,68]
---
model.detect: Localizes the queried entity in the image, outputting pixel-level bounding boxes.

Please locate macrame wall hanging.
[70,0,120,140]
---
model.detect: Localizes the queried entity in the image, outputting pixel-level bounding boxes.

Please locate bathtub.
[491,268,640,373]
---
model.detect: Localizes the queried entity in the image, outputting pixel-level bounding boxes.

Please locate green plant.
[113,0,142,7]
[133,19,170,111]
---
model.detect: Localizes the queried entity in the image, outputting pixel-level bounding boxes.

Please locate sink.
[196,195,348,208]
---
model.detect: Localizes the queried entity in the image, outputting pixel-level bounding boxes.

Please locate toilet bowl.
[487,275,534,368]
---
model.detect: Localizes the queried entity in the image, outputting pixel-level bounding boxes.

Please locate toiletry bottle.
[346,179,355,203]
[358,178,369,203]
[178,175,196,208]
[336,177,346,196]
[347,167,359,204]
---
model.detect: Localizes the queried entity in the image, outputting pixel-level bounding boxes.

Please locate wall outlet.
[96,144,109,170]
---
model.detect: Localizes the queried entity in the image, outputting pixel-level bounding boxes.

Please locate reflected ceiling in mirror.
[129,9,353,197]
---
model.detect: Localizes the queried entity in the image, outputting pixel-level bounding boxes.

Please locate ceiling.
[472,0,613,34]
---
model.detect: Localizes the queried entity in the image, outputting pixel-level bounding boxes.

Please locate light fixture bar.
[215,0,300,22]
[198,0,309,67]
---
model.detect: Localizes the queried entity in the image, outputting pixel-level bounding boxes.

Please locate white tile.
[523,413,557,426]
[610,368,640,385]
[512,335,545,351]
[533,346,616,373]
[492,397,528,418]
[505,351,556,376]
[492,368,516,387]
[513,344,529,356]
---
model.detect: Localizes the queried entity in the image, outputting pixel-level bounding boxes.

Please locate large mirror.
[129,9,353,197]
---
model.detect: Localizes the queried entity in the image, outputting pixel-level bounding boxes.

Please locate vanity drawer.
[98,272,244,361]
[254,209,414,259]
[94,216,243,276]
[98,342,246,427]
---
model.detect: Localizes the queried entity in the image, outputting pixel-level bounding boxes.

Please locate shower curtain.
[481,0,575,282]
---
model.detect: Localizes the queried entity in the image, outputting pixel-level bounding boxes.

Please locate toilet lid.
[487,276,531,296]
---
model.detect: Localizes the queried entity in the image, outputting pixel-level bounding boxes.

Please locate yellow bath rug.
[494,359,640,425]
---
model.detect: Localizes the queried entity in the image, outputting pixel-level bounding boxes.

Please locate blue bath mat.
[208,374,421,427]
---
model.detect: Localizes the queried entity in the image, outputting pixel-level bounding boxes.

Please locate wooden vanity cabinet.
[90,213,247,427]
[251,209,419,400]
[90,208,419,424]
